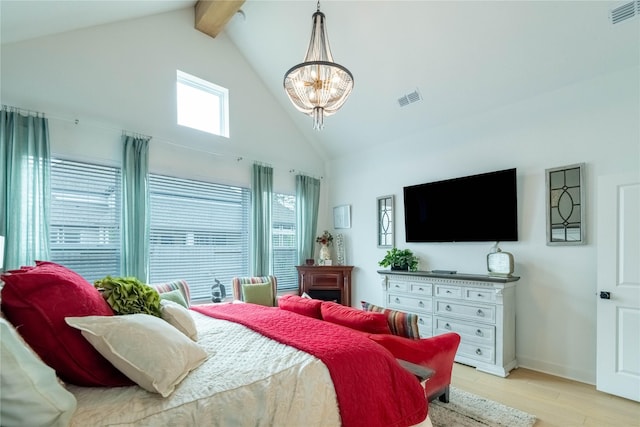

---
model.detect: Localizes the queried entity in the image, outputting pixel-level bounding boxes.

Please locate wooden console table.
[296,265,353,307]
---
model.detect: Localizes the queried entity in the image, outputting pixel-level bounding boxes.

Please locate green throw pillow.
[242,282,274,307]
[94,276,162,317]
[160,289,189,308]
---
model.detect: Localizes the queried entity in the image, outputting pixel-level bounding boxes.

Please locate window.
[50,159,299,299]
[272,193,297,291]
[50,159,121,282]
[149,174,250,302]
[177,70,229,138]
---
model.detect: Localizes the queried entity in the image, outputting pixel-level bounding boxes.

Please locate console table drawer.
[434,300,495,323]
[434,317,495,346]
[435,285,463,299]
[388,294,432,314]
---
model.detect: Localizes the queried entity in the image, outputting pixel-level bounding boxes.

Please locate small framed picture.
[333,205,351,229]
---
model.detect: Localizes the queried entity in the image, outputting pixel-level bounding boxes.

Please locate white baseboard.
[516,356,595,385]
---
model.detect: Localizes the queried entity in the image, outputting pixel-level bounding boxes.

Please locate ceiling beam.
[195,0,245,38]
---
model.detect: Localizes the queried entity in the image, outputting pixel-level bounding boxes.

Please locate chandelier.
[283,2,354,130]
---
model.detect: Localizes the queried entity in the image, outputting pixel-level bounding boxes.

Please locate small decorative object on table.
[316,230,333,264]
[486,242,514,277]
[335,233,346,266]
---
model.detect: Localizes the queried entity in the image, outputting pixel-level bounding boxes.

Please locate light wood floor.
[450,363,640,427]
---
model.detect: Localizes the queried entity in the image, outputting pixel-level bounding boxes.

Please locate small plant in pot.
[378,248,419,271]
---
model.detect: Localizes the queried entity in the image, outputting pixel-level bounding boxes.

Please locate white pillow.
[0,317,77,427]
[160,299,198,341]
[65,314,207,397]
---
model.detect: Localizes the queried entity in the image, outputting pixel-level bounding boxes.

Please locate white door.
[596,173,640,402]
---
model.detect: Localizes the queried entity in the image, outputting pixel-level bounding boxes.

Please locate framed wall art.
[545,163,586,245]
[377,195,394,248]
[333,205,351,229]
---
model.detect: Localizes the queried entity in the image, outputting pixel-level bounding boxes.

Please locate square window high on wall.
[177,70,229,138]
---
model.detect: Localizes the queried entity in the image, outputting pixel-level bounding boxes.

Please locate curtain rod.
[2,104,45,118]
[289,169,323,180]
[121,130,152,141]
[6,103,323,177]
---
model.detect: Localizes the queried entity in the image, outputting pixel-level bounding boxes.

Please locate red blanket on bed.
[192,303,427,427]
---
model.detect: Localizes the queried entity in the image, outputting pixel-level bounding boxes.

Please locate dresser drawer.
[434,285,463,299]
[465,287,496,303]
[434,317,495,346]
[458,341,495,364]
[387,280,409,292]
[388,293,432,314]
[409,283,433,296]
[417,314,432,337]
[434,300,495,323]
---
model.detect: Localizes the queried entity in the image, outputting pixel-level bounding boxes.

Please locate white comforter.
[67,311,341,426]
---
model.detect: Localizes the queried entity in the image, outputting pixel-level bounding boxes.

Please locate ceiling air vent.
[610,0,639,24]
[398,89,422,108]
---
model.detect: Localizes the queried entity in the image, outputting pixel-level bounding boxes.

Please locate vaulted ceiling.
[2,1,639,160]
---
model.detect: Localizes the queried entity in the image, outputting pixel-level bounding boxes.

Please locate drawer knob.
[445,323,451,330]
[419,319,424,324]
[445,305,452,311]
[477,293,484,297]
[395,297,401,303]
[418,287,424,291]
[476,329,483,336]
[418,301,424,307]
[476,348,483,355]
[446,290,452,294]
[395,284,400,288]
[476,309,484,317]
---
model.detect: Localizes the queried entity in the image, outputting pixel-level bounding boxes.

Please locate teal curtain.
[121,135,150,282]
[0,109,50,270]
[295,175,320,264]
[251,164,273,276]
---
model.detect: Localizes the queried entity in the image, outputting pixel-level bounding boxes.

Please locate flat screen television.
[403,168,518,242]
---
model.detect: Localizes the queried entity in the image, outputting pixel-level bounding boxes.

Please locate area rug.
[428,387,537,427]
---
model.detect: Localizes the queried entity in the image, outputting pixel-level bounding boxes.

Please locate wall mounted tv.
[403,168,518,242]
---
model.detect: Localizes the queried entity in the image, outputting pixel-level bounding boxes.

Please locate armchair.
[367,332,461,403]
[231,276,278,306]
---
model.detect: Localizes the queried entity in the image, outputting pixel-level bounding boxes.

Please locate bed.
[0,262,434,427]
[66,307,432,427]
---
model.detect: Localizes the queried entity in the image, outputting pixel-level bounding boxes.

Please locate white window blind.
[149,174,250,302]
[50,158,121,283]
[272,193,297,290]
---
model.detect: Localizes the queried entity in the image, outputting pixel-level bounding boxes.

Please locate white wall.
[327,66,640,384]
[0,8,325,195]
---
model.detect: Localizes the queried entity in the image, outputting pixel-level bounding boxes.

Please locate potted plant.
[378,248,419,271]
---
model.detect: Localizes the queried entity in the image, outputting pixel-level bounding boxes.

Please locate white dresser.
[378,270,520,377]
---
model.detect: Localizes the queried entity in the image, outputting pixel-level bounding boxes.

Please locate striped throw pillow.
[361,301,420,339]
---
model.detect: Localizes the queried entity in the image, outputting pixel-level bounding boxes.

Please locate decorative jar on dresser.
[378,270,520,377]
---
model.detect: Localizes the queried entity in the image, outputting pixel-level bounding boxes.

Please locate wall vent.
[610,0,639,24]
[398,89,422,107]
